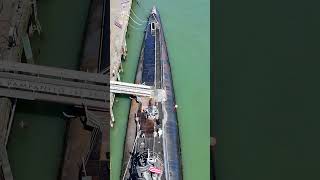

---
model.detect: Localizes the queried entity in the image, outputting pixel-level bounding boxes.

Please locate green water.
[7,0,90,179]
[111,1,210,179]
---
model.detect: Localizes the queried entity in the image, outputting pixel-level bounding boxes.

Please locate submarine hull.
[121,7,182,180]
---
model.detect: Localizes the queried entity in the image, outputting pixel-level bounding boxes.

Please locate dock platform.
[110,0,132,125]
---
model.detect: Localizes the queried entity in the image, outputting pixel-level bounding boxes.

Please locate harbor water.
[111,0,210,180]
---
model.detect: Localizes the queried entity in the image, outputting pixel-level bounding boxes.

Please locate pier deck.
[110,0,132,81]
[110,0,132,125]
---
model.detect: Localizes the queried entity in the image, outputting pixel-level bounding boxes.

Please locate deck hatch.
[151,22,156,36]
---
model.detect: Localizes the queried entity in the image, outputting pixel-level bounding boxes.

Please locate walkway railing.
[110,80,153,97]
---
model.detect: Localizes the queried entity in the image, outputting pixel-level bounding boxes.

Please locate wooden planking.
[0,61,108,84]
[0,88,108,110]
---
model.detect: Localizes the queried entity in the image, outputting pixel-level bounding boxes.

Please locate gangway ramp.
[110,80,153,97]
[110,80,167,103]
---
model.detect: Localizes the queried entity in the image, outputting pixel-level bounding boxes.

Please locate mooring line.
[128,22,145,31]
[136,0,150,13]
[123,13,143,26]
[130,9,147,23]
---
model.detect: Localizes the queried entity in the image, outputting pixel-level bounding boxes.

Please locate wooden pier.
[0,0,110,179]
[60,0,110,179]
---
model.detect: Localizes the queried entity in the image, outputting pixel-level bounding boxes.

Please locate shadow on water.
[14,101,69,117]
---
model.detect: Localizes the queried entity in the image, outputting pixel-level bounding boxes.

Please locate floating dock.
[60,0,110,179]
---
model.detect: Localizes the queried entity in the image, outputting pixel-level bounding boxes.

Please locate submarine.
[121,6,183,180]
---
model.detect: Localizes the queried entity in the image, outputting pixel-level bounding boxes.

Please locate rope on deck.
[122,131,140,180]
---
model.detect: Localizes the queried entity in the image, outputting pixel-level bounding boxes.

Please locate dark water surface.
[214,1,320,180]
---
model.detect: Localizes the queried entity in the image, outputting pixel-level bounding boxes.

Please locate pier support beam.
[0,98,12,145]
[0,147,13,180]
[0,98,13,180]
